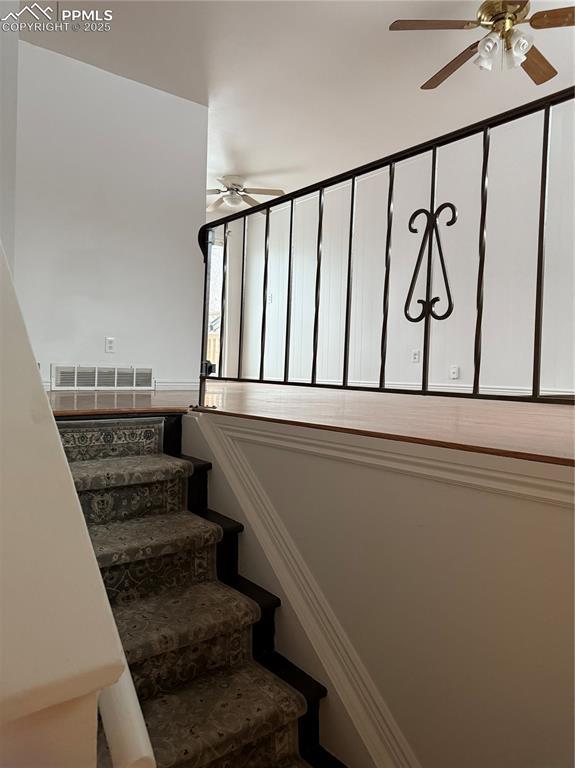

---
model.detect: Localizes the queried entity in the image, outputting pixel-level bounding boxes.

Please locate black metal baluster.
[311,189,324,384]
[237,217,247,379]
[342,178,356,387]
[473,127,490,395]
[195,88,574,407]
[379,163,395,389]
[532,107,551,399]
[218,224,229,378]
[259,208,271,381]
[284,200,295,383]
[421,148,437,392]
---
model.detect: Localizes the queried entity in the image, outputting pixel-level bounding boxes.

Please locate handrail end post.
[198,226,213,263]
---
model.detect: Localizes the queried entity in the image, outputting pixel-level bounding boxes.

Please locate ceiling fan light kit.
[508,27,534,65]
[390,1,573,88]
[473,27,533,70]
[474,31,502,70]
[222,190,244,208]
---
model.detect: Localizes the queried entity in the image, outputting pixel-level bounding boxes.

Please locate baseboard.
[44,380,199,392]
[194,413,424,768]
[316,379,574,397]
[211,378,573,397]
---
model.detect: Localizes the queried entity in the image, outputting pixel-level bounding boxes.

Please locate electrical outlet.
[411,349,421,364]
[105,336,115,354]
[267,292,273,304]
[449,364,460,380]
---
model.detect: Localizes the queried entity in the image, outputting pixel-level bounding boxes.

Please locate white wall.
[184,412,574,768]
[14,42,208,388]
[0,245,123,762]
[0,1,19,273]
[213,99,575,396]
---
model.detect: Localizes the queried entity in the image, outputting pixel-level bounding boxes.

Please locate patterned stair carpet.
[58,417,310,768]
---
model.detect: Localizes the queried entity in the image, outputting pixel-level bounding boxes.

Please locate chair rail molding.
[193,412,425,768]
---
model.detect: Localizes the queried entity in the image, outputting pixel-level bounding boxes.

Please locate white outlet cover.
[105,336,115,353]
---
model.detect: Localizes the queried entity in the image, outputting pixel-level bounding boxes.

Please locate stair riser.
[59,418,165,461]
[80,477,187,525]
[101,546,216,605]
[187,468,209,514]
[131,628,252,701]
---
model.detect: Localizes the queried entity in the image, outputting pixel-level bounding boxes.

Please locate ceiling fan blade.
[421,40,481,89]
[390,19,479,30]
[521,46,558,84]
[206,197,224,213]
[529,6,574,28]
[243,187,286,196]
[241,194,261,207]
[206,188,222,195]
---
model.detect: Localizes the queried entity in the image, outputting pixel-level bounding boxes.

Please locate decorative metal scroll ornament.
[404,202,457,323]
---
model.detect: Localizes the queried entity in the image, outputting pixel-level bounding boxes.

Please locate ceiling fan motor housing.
[477,0,531,33]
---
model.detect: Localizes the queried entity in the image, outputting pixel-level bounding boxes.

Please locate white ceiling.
[22,1,575,212]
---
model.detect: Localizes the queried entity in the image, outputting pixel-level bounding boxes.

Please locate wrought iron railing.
[198,87,574,407]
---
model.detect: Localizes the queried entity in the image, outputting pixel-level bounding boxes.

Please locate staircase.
[57,416,344,768]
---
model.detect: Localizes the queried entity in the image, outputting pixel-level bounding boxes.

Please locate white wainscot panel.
[384,153,432,389]
[347,167,389,387]
[222,218,244,378]
[241,214,266,379]
[480,111,543,394]
[540,99,575,396]
[289,194,319,383]
[428,134,482,392]
[316,181,352,385]
[263,204,291,381]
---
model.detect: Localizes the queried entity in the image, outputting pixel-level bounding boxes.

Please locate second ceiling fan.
[207,176,285,213]
[390,1,574,89]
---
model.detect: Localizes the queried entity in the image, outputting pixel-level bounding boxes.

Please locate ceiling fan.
[206,176,286,213]
[390,1,574,89]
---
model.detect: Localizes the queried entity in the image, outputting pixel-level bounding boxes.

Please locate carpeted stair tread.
[113,581,260,664]
[56,418,340,768]
[141,661,307,768]
[70,453,194,492]
[97,723,309,768]
[185,724,306,768]
[90,512,222,567]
